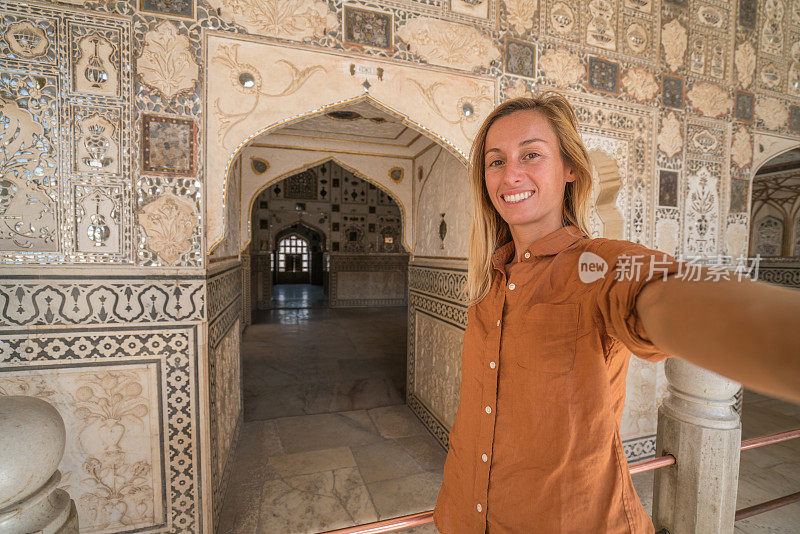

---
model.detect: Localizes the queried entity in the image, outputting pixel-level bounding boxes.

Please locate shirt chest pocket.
[506,303,579,375]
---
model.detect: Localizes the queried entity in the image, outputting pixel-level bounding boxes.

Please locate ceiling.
[756,147,800,175]
[261,99,422,148]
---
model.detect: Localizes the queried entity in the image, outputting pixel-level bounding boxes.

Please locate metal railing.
[320,428,799,534]
[735,428,800,522]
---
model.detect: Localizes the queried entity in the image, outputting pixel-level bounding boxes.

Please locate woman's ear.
[564,163,577,183]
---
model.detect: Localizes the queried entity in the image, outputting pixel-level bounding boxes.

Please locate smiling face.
[483,109,575,247]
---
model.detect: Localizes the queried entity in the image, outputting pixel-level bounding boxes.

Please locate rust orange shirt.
[434,225,682,534]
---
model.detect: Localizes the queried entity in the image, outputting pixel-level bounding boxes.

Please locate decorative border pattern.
[759,265,800,288]
[622,435,657,462]
[408,265,468,304]
[0,325,202,533]
[0,276,204,327]
[208,264,243,322]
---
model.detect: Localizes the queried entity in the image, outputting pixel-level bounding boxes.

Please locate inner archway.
[748,146,800,259]
[217,96,470,532]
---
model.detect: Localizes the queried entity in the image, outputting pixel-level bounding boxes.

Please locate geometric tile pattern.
[505,37,536,78]
[343,5,393,51]
[587,56,619,94]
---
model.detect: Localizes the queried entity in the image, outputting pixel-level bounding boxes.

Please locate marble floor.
[221,293,799,533]
[219,297,443,533]
[266,284,329,310]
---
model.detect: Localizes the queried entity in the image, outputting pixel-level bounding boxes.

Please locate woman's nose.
[503,161,526,185]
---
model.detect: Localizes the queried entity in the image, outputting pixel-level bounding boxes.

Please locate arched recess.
[242,157,410,254]
[588,149,624,240]
[273,221,327,253]
[747,139,800,258]
[205,32,493,252]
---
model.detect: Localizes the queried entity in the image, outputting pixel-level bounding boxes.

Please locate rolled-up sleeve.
[592,239,683,362]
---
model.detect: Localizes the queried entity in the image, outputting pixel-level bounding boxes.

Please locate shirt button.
[496,319,500,327]
[485,406,492,414]
[477,503,483,513]
[482,453,488,462]
[489,361,496,369]
[508,283,516,290]
[524,251,531,259]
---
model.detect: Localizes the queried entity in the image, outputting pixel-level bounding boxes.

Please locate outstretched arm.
[636,275,800,403]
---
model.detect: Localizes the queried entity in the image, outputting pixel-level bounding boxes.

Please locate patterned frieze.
[408,264,468,304]
[0,324,202,533]
[207,263,243,323]
[0,274,205,327]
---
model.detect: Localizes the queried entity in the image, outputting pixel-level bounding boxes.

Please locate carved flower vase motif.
[86,214,111,246]
[138,193,197,264]
[83,122,113,169]
[84,37,110,88]
[6,21,49,58]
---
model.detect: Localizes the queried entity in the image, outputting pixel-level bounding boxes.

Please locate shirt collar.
[491,224,588,270]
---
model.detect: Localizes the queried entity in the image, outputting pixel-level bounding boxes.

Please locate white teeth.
[502,191,533,204]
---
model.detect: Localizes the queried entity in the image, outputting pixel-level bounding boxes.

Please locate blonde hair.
[467,92,593,304]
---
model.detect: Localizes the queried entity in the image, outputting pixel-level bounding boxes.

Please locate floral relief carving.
[622,68,658,102]
[136,21,199,100]
[731,127,752,168]
[396,18,500,71]
[734,41,756,89]
[505,78,533,100]
[74,372,153,529]
[137,193,197,264]
[505,0,538,34]
[408,78,493,139]
[212,44,326,147]
[0,366,160,532]
[756,97,789,130]
[661,19,687,72]
[658,112,682,158]
[6,21,49,58]
[206,0,337,41]
[415,313,463,427]
[687,82,731,118]
[0,93,58,252]
[539,48,583,86]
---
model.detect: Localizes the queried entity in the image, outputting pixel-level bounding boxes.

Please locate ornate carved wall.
[2,0,800,531]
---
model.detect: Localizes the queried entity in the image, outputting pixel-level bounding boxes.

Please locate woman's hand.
[635,275,800,403]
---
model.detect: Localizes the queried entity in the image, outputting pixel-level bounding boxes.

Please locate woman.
[432,93,800,533]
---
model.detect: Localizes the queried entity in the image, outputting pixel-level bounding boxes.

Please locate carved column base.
[652,359,741,534]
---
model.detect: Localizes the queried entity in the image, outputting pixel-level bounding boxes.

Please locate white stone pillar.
[0,396,78,533]
[652,359,741,534]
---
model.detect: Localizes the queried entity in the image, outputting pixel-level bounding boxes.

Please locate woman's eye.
[487,160,503,167]
[524,152,540,160]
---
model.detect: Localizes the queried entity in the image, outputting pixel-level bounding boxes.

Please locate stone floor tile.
[257,467,378,533]
[396,435,448,473]
[275,411,384,453]
[267,447,357,479]
[367,471,443,520]
[368,405,430,439]
[351,439,425,484]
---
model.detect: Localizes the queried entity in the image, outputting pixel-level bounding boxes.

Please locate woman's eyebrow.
[485,138,548,156]
[520,138,548,146]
